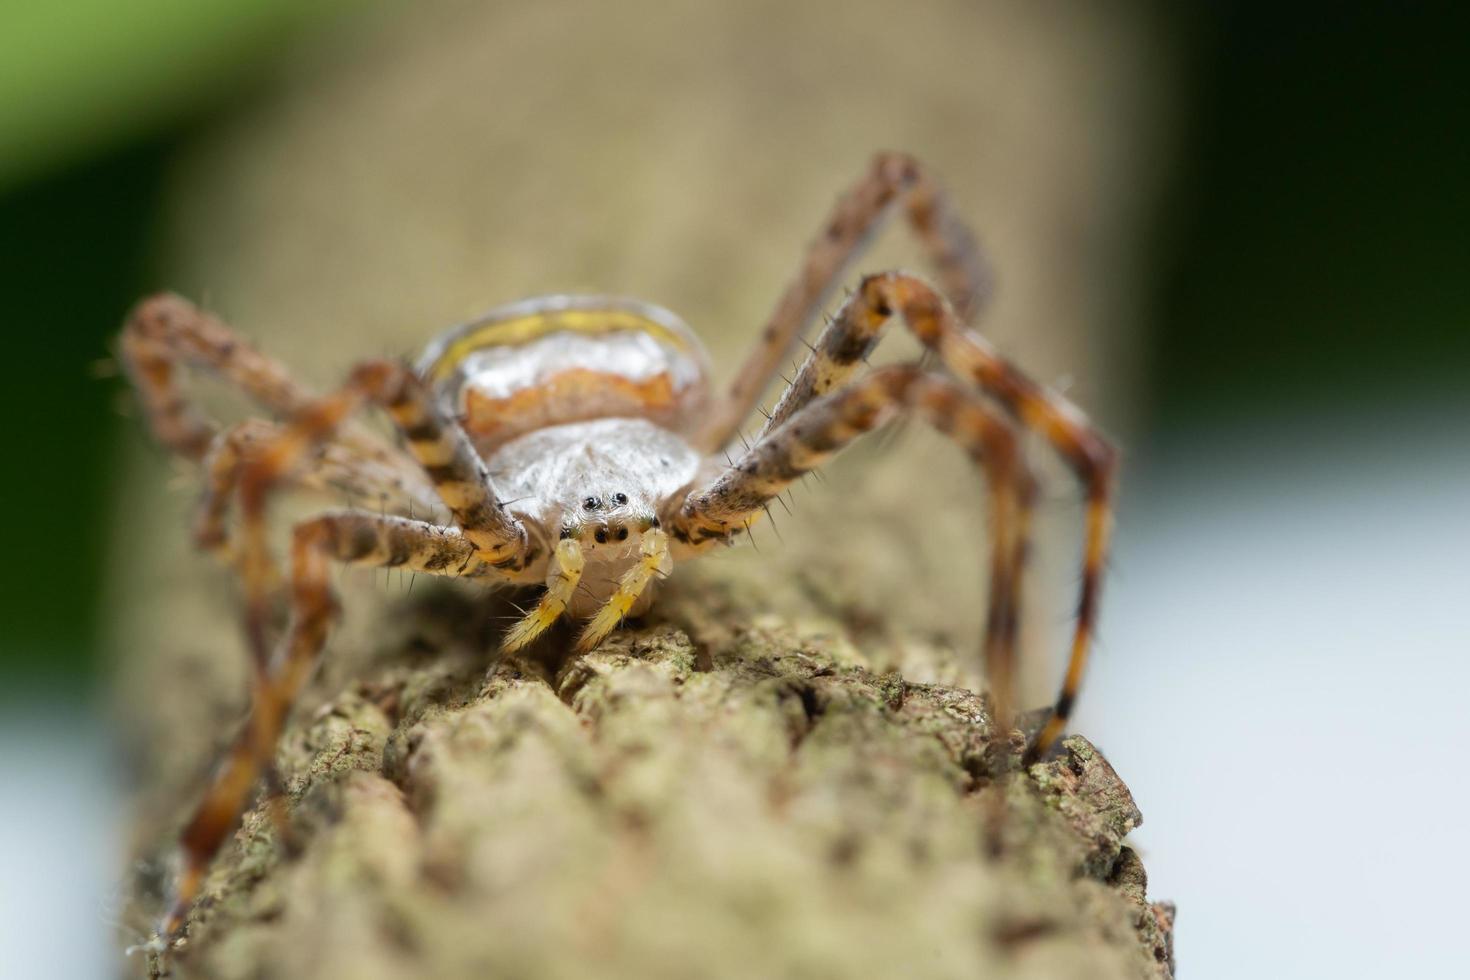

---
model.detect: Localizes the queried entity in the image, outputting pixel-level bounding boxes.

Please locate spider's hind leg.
[696,152,992,452]
[193,418,442,558]
[119,292,426,486]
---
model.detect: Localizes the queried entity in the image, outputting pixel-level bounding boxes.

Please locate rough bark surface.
[134,579,1172,980]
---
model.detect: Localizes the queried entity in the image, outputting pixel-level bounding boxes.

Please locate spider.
[119,152,1116,953]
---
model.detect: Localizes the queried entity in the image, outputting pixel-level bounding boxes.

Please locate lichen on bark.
[134,576,1172,980]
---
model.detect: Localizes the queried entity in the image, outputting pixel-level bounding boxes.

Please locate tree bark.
[131,580,1172,980]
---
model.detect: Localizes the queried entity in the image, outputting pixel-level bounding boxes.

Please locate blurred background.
[1,1,1465,977]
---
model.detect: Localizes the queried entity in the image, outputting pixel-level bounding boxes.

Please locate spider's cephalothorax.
[119,153,1117,956]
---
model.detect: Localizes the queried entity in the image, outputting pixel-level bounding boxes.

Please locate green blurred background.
[1,3,1465,977]
[1,1,343,692]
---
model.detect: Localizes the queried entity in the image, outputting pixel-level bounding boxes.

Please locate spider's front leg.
[673,365,1033,736]
[152,511,495,948]
[742,272,1117,762]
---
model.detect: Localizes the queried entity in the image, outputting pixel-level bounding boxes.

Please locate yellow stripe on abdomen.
[422,305,698,382]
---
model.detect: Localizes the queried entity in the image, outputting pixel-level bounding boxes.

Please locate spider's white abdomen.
[418,295,711,455]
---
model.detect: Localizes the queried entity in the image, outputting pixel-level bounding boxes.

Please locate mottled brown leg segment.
[119,293,310,459]
[986,463,1038,756]
[364,365,531,569]
[231,360,529,571]
[222,372,523,860]
[754,271,1116,761]
[194,419,441,555]
[227,360,530,684]
[694,152,991,452]
[120,290,440,586]
[156,512,489,943]
[118,292,411,471]
[676,365,1028,741]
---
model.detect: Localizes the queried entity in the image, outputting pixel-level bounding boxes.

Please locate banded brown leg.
[118,292,415,478]
[694,152,992,452]
[193,419,441,556]
[226,360,531,691]
[747,271,1117,762]
[139,357,530,950]
[673,365,1029,744]
[153,512,493,946]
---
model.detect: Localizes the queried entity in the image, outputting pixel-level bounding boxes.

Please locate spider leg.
[121,293,444,583]
[501,538,586,652]
[745,271,1117,762]
[120,293,415,466]
[574,529,671,653]
[154,511,497,945]
[194,418,441,556]
[229,360,533,673]
[673,366,1028,738]
[695,152,991,452]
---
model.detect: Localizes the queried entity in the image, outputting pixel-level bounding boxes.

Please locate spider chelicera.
[120,152,1116,951]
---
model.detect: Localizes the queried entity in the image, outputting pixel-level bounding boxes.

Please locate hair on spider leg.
[761,504,784,543]
[742,518,761,553]
[490,611,527,625]
[574,581,600,602]
[867,413,913,456]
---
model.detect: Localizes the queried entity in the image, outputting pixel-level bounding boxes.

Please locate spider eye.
[594,528,608,544]
[617,528,629,541]
[612,492,628,506]
[583,496,601,511]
